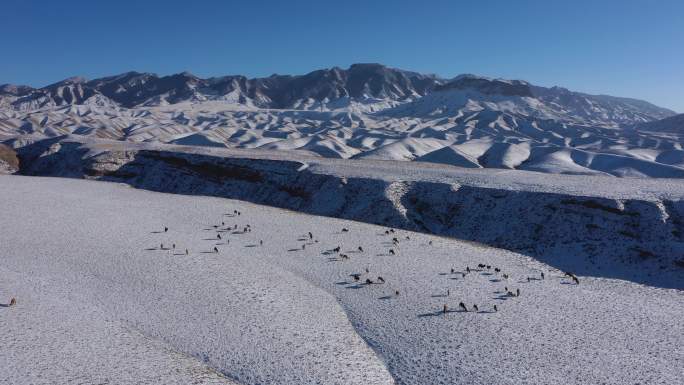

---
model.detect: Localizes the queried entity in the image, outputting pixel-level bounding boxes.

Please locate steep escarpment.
[15,138,684,288]
[0,143,19,173]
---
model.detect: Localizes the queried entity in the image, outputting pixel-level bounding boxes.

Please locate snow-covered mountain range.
[2,63,683,177]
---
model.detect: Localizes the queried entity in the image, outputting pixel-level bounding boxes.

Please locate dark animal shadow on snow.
[345,284,366,289]
[244,244,258,248]
[418,309,465,317]
[378,295,393,300]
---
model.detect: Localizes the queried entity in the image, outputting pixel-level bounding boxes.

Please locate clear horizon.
[2,0,682,112]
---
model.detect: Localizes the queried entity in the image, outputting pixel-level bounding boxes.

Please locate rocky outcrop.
[0,143,19,174]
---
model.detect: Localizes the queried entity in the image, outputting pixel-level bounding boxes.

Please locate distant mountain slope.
[0,63,443,110]
[635,113,684,133]
[1,63,681,177]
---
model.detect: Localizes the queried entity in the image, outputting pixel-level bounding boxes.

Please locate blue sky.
[2,0,682,111]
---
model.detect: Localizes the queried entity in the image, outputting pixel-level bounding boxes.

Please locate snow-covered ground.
[1,175,682,384]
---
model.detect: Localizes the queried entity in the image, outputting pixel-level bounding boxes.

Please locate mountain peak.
[437,76,533,97]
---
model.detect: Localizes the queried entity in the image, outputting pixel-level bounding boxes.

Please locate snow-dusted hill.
[1,175,682,385]
[2,64,682,177]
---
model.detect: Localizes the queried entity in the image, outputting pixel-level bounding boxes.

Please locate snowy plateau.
[1,63,683,385]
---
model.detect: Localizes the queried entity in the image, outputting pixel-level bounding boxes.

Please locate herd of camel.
[145,208,582,318]
[2,208,581,314]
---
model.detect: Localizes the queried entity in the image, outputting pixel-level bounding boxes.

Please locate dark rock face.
[0,143,19,173]
[437,76,534,97]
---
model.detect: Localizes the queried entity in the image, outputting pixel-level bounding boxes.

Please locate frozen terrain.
[2,63,683,177]
[1,176,682,385]
[12,136,684,289]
